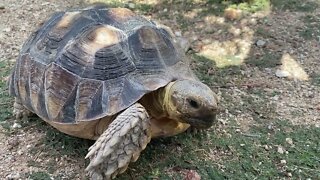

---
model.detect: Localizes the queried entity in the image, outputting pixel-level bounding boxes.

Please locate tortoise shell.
[8,6,196,123]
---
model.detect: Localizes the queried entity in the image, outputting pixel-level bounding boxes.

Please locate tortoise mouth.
[182,115,216,129]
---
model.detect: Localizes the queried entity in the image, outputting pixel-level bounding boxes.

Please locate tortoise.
[8,4,219,179]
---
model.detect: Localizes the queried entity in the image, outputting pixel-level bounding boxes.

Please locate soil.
[0,0,319,179]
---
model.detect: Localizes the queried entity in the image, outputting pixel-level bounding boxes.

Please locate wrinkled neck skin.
[139,83,190,137]
[139,86,170,119]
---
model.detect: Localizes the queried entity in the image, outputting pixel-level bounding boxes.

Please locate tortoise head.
[163,80,219,129]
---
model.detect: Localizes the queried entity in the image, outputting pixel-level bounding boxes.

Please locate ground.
[0,0,319,179]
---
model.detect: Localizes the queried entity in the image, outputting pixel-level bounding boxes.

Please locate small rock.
[286,172,292,177]
[275,69,290,78]
[175,31,182,37]
[163,8,167,12]
[228,27,241,36]
[249,18,257,25]
[185,170,201,180]
[264,68,272,74]
[128,3,135,9]
[12,123,22,129]
[277,146,285,154]
[4,27,11,32]
[256,40,266,47]
[6,172,20,180]
[17,150,24,155]
[285,138,293,145]
[224,7,242,20]
[280,159,287,165]
[264,145,270,150]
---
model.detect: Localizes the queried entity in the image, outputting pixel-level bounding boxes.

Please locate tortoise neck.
[139,85,171,119]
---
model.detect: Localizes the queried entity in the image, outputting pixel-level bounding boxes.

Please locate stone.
[275,69,290,78]
[285,138,293,145]
[128,3,135,9]
[256,40,266,47]
[280,159,287,165]
[12,123,21,129]
[277,146,285,154]
[6,172,20,180]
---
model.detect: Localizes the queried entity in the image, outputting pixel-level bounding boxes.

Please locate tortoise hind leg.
[85,103,151,180]
[13,98,33,120]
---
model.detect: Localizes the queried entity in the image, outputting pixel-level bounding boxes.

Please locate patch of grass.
[256,26,274,39]
[271,0,319,12]
[299,15,320,40]
[26,171,51,179]
[37,125,92,157]
[192,54,245,87]
[0,60,13,122]
[246,51,281,69]
[311,73,320,86]
[229,0,270,13]
[115,118,320,179]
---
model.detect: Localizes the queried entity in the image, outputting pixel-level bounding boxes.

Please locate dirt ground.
[0,0,319,179]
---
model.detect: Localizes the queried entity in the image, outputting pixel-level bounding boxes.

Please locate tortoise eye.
[187,98,199,109]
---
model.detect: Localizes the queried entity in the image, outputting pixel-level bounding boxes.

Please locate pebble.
[275,69,290,78]
[12,123,22,129]
[264,68,272,74]
[175,31,182,37]
[6,172,20,180]
[280,159,287,165]
[256,40,266,47]
[228,27,241,36]
[286,172,292,177]
[249,18,257,25]
[285,138,293,145]
[3,27,11,32]
[277,146,285,154]
[264,145,271,150]
[128,3,135,9]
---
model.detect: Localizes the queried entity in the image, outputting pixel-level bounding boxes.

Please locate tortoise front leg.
[13,98,33,120]
[85,103,151,180]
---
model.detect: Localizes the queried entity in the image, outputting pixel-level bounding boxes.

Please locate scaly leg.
[13,98,33,120]
[85,103,151,180]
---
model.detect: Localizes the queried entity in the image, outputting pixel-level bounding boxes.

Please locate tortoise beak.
[185,115,217,129]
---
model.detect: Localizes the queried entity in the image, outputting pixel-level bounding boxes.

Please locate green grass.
[26,171,51,179]
[229,0,270,13]
[1,0,320,179]
[246,50,281,69]
[113,118,320,179]
[299,15,320,40]
[271,0,319,12]
[311,73,320,86]
[0,60,13,122]
[192,54,245,87]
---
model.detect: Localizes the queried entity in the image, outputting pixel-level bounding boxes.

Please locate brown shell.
[8,6,196,123]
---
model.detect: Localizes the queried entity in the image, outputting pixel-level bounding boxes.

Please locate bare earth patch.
[0,0,319,179]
